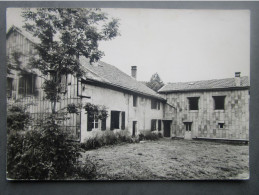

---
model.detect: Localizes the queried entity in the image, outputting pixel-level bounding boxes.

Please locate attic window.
[188,97,199,110]
[213,96,226,110]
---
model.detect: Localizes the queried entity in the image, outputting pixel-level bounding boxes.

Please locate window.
[87,114,98,131]
[133,95,137,107]
[218,123,225,129]
[151,119,157,131]
[188,97,199,110]
[184,122,192,131]
[213,96,226,110]
[110,111,120,130]
[151,99,160,110]
[158,120,162,131]
[121,111,125,130]
[18,74,36,96]
[7,77,13,98]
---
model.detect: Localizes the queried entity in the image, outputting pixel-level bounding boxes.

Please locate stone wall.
[164,89,249,140]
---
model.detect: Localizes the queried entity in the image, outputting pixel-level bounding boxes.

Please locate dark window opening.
[218,123,224,129]
[111,111,120,130]
[158,120,162,131]
[18,74,36,96]
[188,97,199,110]
[121,111,125,130]
[184,122,192,131]
[133,95,137,107]
[151,119,157,131]
[7,77,13,98]
[151,99,160,110]
[213,96,225,110]
[132,121,137,137]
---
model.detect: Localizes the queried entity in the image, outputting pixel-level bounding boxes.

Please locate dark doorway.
[132,121,137,137]
[163,120,171,137]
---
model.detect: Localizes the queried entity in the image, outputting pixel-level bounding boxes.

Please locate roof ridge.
[167,76,249,85]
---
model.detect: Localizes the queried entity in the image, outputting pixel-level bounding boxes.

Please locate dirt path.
[81,139,249,180]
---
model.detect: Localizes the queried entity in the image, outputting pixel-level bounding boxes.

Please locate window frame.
[151,119,157,131]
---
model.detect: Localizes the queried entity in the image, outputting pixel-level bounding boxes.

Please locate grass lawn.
[80,139,249,180]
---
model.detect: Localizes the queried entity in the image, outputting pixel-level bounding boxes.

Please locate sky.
[7,8,250,83]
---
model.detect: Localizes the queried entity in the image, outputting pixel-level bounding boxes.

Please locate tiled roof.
[159,76,250,93]
[80,57,165,100]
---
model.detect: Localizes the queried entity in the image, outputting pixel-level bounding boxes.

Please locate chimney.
[131,66,137,79]
[235,72,241,86]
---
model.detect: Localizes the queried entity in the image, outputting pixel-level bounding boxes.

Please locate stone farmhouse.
[6,26,249,142]
[159,74,250,142]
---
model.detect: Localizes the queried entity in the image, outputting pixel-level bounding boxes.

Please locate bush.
[7,105,30,132]
[139,131,161,141]
[81,131,134,150]
[7,113,96,180]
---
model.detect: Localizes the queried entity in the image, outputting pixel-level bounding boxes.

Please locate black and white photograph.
[6,7,249,180]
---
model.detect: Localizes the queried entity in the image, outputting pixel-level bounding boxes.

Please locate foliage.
[6,50,23,74]
[7,105,30,132]
[146,73,164,92]
[7,114,96,180]
[138,131,161,141]
[80,131,135,150]
[83,102,108,120]
[22,8,120,112]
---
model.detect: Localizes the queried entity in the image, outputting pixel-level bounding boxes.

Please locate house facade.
[158,74,250,142]
[6,26,172,142]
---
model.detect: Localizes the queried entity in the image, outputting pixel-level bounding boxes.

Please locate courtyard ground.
[80,139,249,180]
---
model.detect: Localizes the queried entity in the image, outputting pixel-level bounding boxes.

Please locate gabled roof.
[7,25,40,44]
[7,25,164,100]
[80,57,165,100]
[159,76,250,93]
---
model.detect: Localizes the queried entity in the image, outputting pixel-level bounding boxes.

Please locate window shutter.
[110,112,114,130]
[60,74,67,93]
[101,118,106,131]
[158,120,161,131]
[18,76,25,95]
[121,112,125,130]
[87,114,93,131]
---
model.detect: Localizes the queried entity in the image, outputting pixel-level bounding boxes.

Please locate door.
[163,120,171,137]
[132,121,137,137]
[184,122,192,140]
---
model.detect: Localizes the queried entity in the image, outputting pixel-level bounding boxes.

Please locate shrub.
[138,131,161,141]
[7,114,96,180]
[7,105,30,132]
[81,131,134,150]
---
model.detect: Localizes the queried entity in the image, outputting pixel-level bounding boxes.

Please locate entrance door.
[132,121,137,137]
[184,122,192,139]
[163,121,171,137]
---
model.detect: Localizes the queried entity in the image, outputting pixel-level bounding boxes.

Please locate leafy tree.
[22,8,120,113]
[146,73,164,92]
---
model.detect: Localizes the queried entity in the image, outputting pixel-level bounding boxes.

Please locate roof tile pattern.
[80,57,164,100]
[159,76,249,93]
